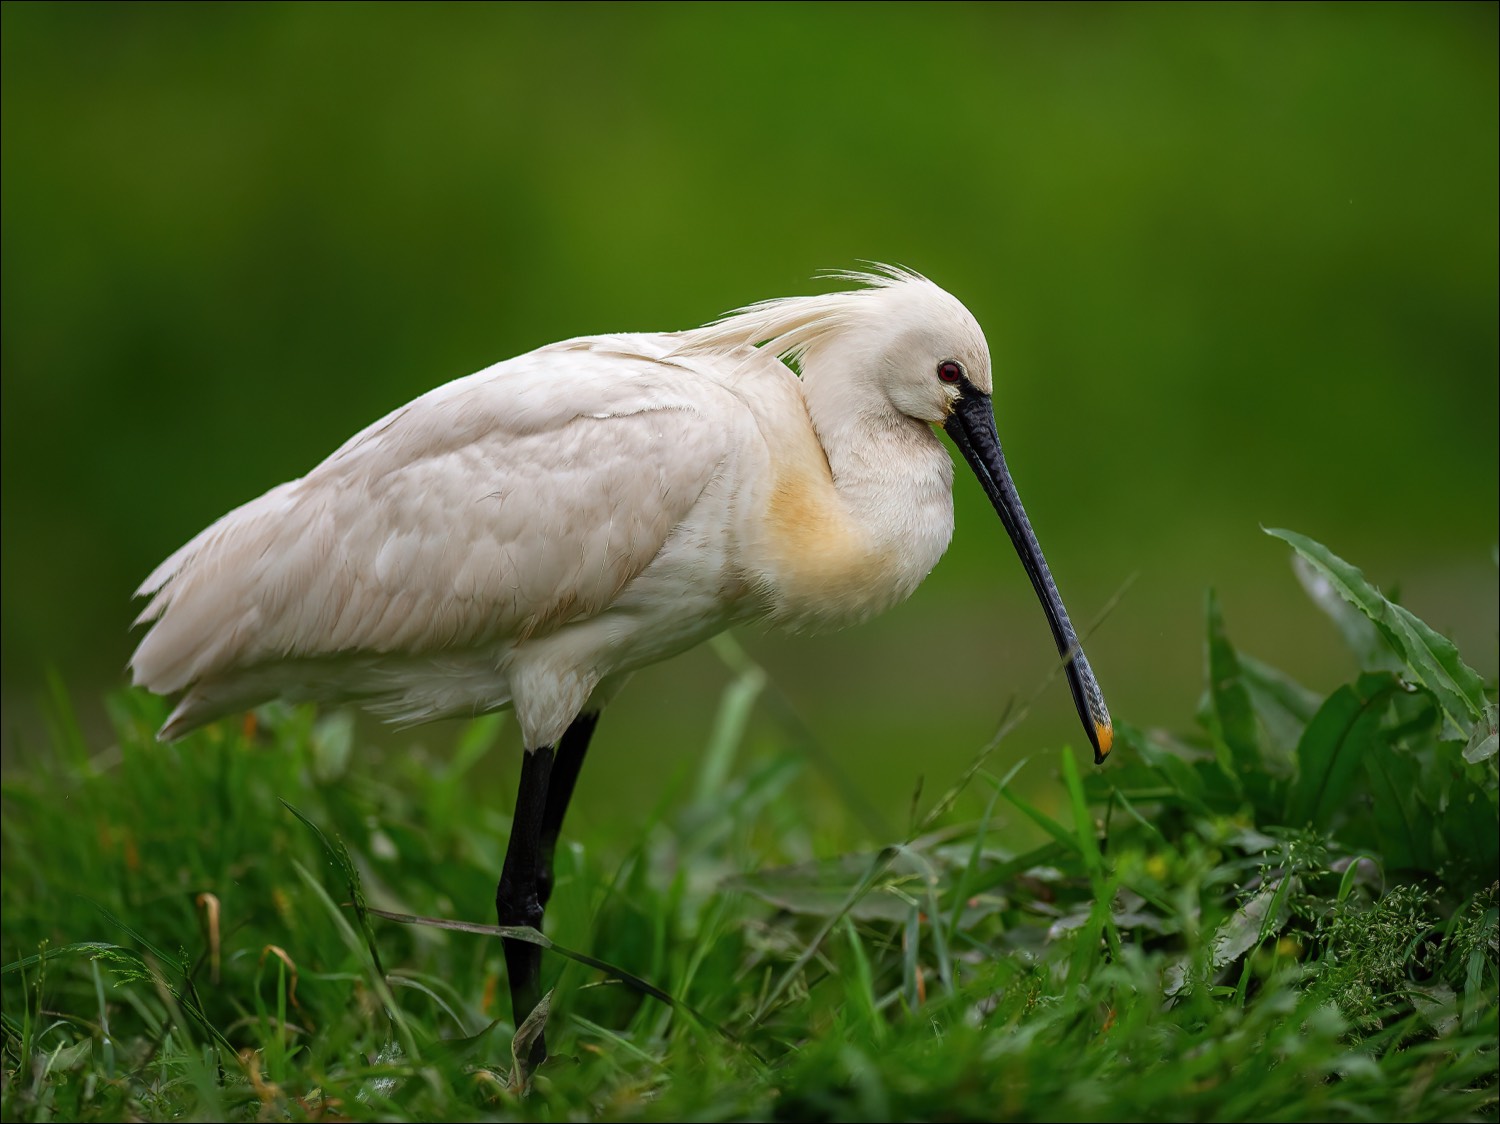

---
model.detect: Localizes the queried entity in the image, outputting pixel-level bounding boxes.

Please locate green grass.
[3,530,1496,1121]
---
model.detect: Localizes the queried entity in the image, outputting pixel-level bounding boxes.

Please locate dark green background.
[3,3,1495,824]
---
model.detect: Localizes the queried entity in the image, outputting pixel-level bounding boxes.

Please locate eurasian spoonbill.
[131,266,1113,1065]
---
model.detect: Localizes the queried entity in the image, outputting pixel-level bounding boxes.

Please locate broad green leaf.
[1100,724,1211,809]
[728,853,915,922]
[1288,673,1399,829]
[1362,742,1431,872]
[755,846,900,1022]
[957,839,1067,901]
[1268,529,1491,738]
[1240,653,1321,768]
[1205,589,1259,783]
[1210,880,1297,968]
[1434,771,1500,884]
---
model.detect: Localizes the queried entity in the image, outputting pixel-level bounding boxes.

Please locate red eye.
[937,360,964,384]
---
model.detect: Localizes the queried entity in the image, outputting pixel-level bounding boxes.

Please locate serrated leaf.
[1268,529,1491,739]
[1288,673,1399,829]
[1462,710,1498,764]
[1290,553,1398,671]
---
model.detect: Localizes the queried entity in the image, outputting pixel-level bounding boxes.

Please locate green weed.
[3,531,1495,1120]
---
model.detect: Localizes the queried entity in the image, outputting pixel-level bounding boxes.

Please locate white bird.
[131,265,1112,1065]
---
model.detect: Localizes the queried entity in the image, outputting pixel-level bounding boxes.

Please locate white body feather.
[132,269,992,747]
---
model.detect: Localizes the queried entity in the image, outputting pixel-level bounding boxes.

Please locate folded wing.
[131,337,738,709]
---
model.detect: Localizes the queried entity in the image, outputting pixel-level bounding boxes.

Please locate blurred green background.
[3,3,1496,829]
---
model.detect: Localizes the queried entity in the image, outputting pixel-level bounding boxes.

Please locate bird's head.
[843,271,997,427]
[687,265,992,427]
[687,266,1113,763]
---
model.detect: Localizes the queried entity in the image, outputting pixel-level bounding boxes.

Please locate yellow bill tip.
[1094,722,1113,764]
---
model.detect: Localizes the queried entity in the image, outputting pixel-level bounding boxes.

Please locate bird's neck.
[813,375,956,550]
[752,361,955,633]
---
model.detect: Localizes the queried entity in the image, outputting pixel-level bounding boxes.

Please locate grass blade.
[363,906,747,1054]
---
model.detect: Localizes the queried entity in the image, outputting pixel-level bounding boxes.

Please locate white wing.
[131,335,741,701]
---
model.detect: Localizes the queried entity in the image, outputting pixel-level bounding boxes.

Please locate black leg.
[494,710,600,1069]
[497,744,555,1068]
[536,711,600,910]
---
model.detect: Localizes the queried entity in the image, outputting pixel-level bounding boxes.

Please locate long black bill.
[944,385,1113,764]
